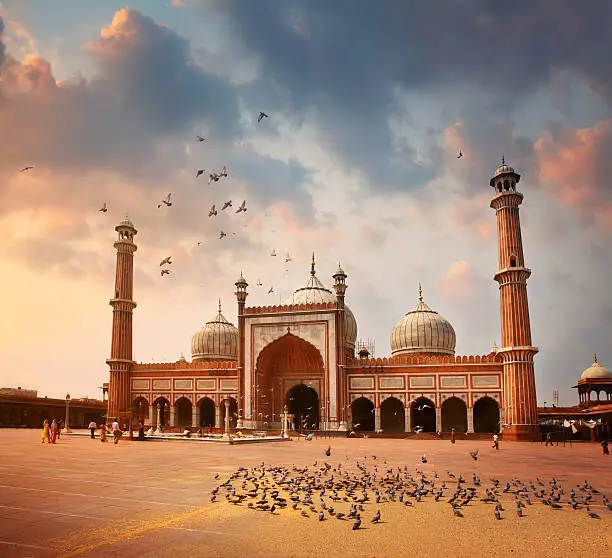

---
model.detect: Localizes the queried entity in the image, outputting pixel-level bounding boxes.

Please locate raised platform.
[66,430,289,444]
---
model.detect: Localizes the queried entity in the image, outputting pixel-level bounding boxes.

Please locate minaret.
[234,271,248,428]
[489,159,539,440]
[106,216,137,423]
[333,261,348,430]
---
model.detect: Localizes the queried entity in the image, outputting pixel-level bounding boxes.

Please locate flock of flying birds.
[18,114,464,295]
[210,451,610,532]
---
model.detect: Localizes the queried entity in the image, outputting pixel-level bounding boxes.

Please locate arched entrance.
[175,397,192,428]
[380,397,405,432]
[255,333,325,428]
[199,397,215,428]
[287,384,319,430]
[473,397,500,433]
[410,397,436,432]
[220,397,238,428]
[152,397,170,427]
[442,397,467,433]
[351,397,374,431]
[131,397,149,424]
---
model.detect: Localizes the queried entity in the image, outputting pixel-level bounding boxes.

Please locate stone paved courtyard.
[0,429,610,557]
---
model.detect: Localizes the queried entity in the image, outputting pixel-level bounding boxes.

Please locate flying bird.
[268,286,274,294]
[285,253,292,263]
[209,205,217,217]
[236,200,247,213]
[219,166,228,178]
[257,279,263,286]
[457,150,463,159]
[196,135,206,142]
[158,193,172,208]
[159,257,172,266]
[219,231,227,239]
[209,173,220,184]
[271,249,276,257]
[197,241,206,246]
[416,404,431,411]
[19,166,34,172]
[222,200,233,211]
[98,203,107,213]
[161,269,171,276]
[196,169,205,178]
[258,111,269,123]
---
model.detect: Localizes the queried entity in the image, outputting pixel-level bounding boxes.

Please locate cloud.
[535,118,612,231]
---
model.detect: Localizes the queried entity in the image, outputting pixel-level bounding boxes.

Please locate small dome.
[283,254,357,347]
[581,354,612,380]
[118,215,135,228]
[191,300,237,361]
[494,163,515,177]
[390,285,456,356]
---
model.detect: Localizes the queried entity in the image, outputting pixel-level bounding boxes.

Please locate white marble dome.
[581,355,612,380]
[191,302,238,361]
[283,258,357,347]
[390,286,456,356]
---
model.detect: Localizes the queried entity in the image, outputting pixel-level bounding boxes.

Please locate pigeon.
[457,150,463,159]
[586,507,600,519]
[352,517,361,530]
[271,249,276,257]
[268,286,274,294]
[158,193,172,208]
[469,449,479,461]
[197,241,206,246]
[421,454,427,463]
[222,200,233,211]
[236,200,247,213]
[209,205,217,217]
[285,253,292,263]
[258,111,269,123]
[20,166,34,172]
[219,166,228,178]
[98,203,107,213]
[161,269,171,276]
[219,231,227,239]
[257,279,263,286]
[159,257,172,266]
[318,511,325,521]
[494,508,501,520]
[325,446,331,457]
[196,169,205,178]
[196,135,206,142]
[209,173,220,184]
[371,510,381,523]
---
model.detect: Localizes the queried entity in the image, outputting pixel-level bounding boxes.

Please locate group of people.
[41,419,63,443]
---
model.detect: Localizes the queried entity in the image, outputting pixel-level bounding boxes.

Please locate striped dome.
[191,302,237,361]
[390,286,456,356]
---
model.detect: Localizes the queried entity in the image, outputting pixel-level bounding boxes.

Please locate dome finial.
[418,282,423,302]
[218,298,222,313]
[594,353,598,364]
[501,155,505,165]
[311,252,316,277]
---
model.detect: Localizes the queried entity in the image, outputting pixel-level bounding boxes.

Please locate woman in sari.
[100,422,108,442]
[50,419,59,444]
[41,419,50,443]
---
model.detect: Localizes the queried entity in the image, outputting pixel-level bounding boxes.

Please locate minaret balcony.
[494,266,532,285]
[109,298,137,310]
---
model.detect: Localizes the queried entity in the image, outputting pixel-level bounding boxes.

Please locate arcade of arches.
[349,396,501,434]
[132,395,238,429]
[255,333,325,428]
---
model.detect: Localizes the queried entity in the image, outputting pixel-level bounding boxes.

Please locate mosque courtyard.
[0,429,610,557]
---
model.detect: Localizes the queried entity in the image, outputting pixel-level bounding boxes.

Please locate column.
[224,397,231,438]
[154,404,161,434]
[169,405,175,428]
[435,407,442,433]
[404,405,411,433]
[467,407,474,434]
[374,407,381,432]
[215,404,222,428]
[192,405,199,428]
[148,405,154,426]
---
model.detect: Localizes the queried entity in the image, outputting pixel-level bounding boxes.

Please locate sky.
[1,0,611,405]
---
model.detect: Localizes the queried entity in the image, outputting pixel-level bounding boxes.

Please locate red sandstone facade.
[106,162,538,439]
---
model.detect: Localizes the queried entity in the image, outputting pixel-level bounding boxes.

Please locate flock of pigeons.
[210,451,610,531]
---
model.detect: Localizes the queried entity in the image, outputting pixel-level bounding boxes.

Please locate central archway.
[442,397,467,433]
[255,333,325,428]
[175,397,192,428]
[351,397,375,431]
[287,384,319,430]
[410,397,436,432]
[381,397,405,432]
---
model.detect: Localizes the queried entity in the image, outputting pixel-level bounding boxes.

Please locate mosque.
[106,161,541,440]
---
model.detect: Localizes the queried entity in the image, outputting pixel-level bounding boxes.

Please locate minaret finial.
[218,298,222,313]
[311,252,316,276]
[501,155,505,165]
[594,353,598,364]
[418,282,423,302]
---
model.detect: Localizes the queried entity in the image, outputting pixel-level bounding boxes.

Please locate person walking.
[41,419,50,443]
[112,418,122,444]
[88,421,97,439]
[545,432,553,447]
[492,432,499,450]
[450,428,456,444]
[602,439,609,455]
[100,422,108,442]
[50,419,59,444]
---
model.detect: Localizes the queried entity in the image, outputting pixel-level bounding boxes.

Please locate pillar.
[154,404,161,434]
[404,405,411,433]
[374,407,381,431]
[224,397,231,437]
[192,405,199,428]
[62,395,72,433]
[435,407,442,432]
[169,405,175,428]
[467,407,474,434]
[148,405,154,426]
[215,404,222,428]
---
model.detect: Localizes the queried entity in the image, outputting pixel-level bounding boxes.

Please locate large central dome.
[390,285,456,356]
[283,254,357,348]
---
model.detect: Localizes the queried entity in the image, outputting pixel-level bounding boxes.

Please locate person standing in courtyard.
[450,428,456,444]
[41,419,50,443]
[545,432,553,446]
[602,439,609,455]
[50,419,59,444]
[100,422,108,442]
[492,432,499,450]
[112,418,122,444]
[88,421,97,439]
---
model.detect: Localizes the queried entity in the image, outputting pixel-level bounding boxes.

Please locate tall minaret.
[234,272,248,428]
[333,261,348,430]
[490,159,538,440]
[106,216,137,423]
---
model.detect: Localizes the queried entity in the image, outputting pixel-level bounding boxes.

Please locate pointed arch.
[351,397,374,431]
[473,396,500,433]
[411,397,436,432]
[441,396,467,433]
[380,397,405,432]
